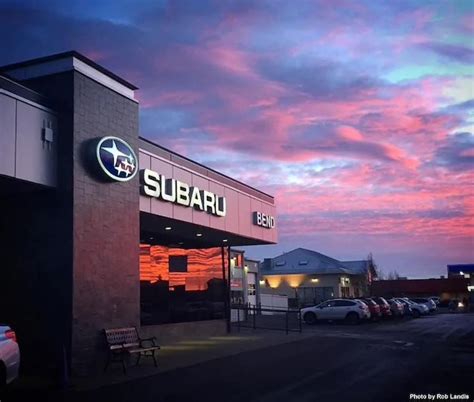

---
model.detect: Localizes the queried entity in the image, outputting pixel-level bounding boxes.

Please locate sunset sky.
[1,1,472,278]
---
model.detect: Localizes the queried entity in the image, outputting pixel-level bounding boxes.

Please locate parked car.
[301,298,370,325]
[410,298,437,312]
[387,298,404,317]
[0,325,20,390]
[398,298,429,317]
[393,298,413,316]
[429,296,440,305]
[448,298,465,312]
[358,298,382,320]
[371,297,392,318]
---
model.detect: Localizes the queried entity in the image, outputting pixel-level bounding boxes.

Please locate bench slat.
[128,347,160,353]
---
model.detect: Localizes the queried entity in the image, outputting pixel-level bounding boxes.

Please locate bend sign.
[253,211,275,229]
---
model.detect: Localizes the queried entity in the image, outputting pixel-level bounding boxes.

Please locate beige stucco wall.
[260,273,369,303]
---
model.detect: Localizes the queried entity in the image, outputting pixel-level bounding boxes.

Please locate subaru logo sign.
[95,136,138,182]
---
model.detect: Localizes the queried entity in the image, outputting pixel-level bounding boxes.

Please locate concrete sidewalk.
[70,327,312,391]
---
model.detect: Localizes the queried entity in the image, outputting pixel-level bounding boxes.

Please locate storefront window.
[298,287,335,306]
[140,244,227,325]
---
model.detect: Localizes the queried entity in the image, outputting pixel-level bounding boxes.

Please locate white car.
[301,298,370,324]
[0,325,20,389]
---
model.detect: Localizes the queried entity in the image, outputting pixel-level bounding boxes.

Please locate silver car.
[0,325,20,389]
[398,298,429,316]
[410,298,437,312]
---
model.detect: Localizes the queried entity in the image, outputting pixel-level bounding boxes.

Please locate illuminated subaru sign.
[140,168,226,217]
[95,136,138,182]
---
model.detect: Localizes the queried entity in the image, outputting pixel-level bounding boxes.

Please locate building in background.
[259,248,376,307]
[371,277,470,302]
[447,264,474,291]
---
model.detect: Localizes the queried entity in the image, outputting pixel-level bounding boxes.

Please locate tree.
[368,253,383,280]
[386,269,401,280]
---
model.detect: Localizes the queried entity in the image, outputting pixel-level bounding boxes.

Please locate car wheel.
[412,309,420,318]
[345,312,359,325]
[303,312,317,325]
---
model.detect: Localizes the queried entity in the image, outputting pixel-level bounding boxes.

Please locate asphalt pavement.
[4,313,474,402]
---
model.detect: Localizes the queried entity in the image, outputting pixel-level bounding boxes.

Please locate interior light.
[259,280,265,285]
[311,278,319,283]
[196,233,203,237]
[223,239,228,243]
[165,226,172,231]
[460,271,464,275]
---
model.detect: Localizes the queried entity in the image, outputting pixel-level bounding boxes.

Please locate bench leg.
[152,351,157,368]
[136,353,141,366]
[104,354,110,372]
[122,357,127,375]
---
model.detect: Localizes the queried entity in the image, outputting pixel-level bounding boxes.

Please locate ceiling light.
[196,233,203,237]
[165,226,172,231]
[223,239,228,243]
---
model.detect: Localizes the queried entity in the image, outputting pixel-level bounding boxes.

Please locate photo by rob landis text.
[410,394,471,401]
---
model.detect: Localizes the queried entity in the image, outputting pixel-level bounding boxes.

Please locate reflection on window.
[297,286,335,307]
[230,250,244,305]
[140,245,227,325]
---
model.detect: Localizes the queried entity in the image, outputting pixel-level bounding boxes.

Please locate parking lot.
[5,312,473,402]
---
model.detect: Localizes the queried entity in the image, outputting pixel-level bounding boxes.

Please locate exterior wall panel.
[16,101,57,186]
[237,192,252,238]
[139,152,151,213]
[224,187,239,234]
[151,157,173,218]
[208,181,226,231]
[191,174,210,227]
[0,94,16,177]
[172,166,193,222]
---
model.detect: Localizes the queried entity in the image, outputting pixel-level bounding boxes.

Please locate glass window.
[314,287,334,303]
[334,300,355,307]
[140,244,227,325]
[341,286,350,298]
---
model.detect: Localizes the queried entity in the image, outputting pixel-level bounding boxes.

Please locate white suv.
[301,299,370,324]
[0,325,20,390]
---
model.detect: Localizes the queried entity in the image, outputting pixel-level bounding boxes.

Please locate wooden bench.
[104,327,160,374]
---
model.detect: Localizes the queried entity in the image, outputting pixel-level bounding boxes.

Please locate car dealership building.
[0,51,277,377]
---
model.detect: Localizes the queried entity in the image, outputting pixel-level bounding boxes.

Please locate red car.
[371,297,392,318]
[358,298,382,320]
